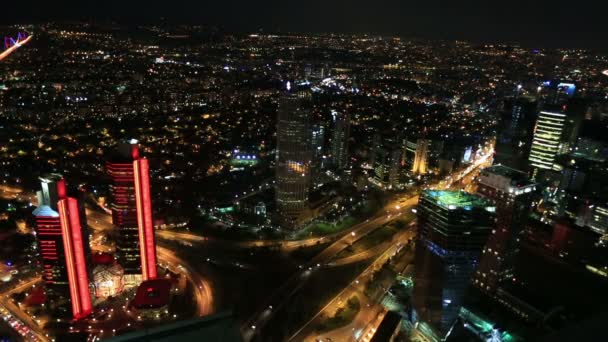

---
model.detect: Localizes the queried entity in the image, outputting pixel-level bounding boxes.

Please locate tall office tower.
[107,141,157,284]
[494,96,538,171]
[472,165,535,294]
[528,105,568,175]
[402,138,417,171]
[33,174,92,320]
[412,139,429,174]
[413,190,495,339]
[330,111,351,170]
[276,87,312,228]
[373,145,402,190]
[310,122,326,186]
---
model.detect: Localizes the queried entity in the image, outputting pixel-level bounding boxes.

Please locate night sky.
[9,0,608,48]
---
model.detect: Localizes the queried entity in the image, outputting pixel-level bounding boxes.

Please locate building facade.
[107,141,158,284]
[330,111,351,170]
[472,165,535,294]
[33,174,92,320]
[494,96,538,172]
[413,190,495,339]
[528,106,567,174]
[276,88,312,227]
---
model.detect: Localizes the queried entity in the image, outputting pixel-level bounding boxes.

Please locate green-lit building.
[413,190,496,340]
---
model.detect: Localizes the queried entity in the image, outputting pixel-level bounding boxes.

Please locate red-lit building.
[33,174,92,320]
[107,141,157,285]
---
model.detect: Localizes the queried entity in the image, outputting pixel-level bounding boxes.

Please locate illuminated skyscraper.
[310,122,326,186]
[412,139,429,174]
[413,190,495,339]
[276,87,312,227]
[528,106,567,174]
[330,111,350,170]
[472,165,535,294]
[107,141,157,284]
[33,174,92,320]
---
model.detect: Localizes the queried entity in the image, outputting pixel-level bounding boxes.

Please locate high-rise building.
[276,87,312,227]
[33,174,92,320]
[107,141,157,284]
[494,96,538,171]
[402,138,417,171]
[412,139,429,175]
[528,105,568,174]
[310,122,326,186]
[372,145,402,190]
[472,165,535,294]
[413,190,495,339]
[409,138,445,175]
[330,111,350,170]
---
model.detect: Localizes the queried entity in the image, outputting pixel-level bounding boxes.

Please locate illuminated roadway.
[0,148,492,341]
[242,148,493,341]
[0,277,48,342]
[0,34,32,62]
[288,228,416,342]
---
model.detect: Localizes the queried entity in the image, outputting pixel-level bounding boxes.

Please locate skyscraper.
[528,105,568,174]
[107,141,157,284]
[494,96,538,171]
[413,190,495,339]
[33,174,92,320]
[372,145,402,190]
[276,87,312,227]
[310,122,326,187]
[472,165,535,294]
[412,139,429,175]
[330,111,350,170]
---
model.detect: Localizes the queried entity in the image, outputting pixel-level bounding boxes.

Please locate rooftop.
[482,164,535,185]
[423,190,492,210]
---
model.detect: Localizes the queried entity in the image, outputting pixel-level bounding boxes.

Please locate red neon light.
[68,198,92,316]
[134,159,157,280]
[132,144,140,159]
[58,200,80,318]
[57,178,67,199]
[58,198,92,320]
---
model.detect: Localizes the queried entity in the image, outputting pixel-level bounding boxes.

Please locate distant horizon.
[2,21,606,51]
[1,0,606,49]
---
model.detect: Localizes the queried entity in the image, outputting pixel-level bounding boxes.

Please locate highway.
[288,228,416,341]
[0,146,492,342]
[0,277,47,342]
[156,246,214,316]
[242,148,493,341]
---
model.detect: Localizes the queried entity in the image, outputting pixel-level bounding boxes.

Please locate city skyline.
[1,15,607,342]
[1,1,607,48]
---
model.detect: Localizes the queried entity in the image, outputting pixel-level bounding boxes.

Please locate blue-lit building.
[413,190,496,340]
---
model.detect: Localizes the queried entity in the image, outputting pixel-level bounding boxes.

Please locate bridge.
[0,32,32,61]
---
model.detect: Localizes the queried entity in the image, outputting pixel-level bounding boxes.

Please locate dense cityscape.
[0,12,607,342]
